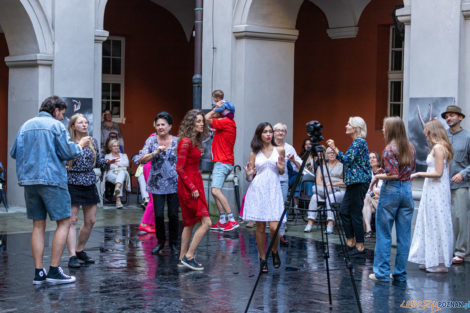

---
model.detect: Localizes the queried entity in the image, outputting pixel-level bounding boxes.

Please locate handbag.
[134,164,143,178]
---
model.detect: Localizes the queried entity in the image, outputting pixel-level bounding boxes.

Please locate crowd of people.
[9,94,470,285]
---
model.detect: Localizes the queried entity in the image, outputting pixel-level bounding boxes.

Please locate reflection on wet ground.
[0,225,468,312]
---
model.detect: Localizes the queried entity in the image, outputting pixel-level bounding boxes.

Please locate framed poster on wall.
[61,97,94,136]
[408,97,453,172]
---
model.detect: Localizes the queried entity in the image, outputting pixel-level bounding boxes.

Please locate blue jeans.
[373,180,414,281]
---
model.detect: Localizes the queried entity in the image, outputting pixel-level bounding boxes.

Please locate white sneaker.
[304,224,313,232]
[325,225,334,234]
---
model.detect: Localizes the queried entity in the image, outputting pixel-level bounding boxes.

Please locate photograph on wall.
[408,97,454,172]
[61,97,94,136]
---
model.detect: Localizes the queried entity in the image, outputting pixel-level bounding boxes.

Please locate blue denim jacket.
[10,112,82,190]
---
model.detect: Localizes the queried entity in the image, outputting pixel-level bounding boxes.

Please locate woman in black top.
[66,113,118,268]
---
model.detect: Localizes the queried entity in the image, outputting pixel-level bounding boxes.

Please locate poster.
[408,97,453,172]
[61,97,94,136]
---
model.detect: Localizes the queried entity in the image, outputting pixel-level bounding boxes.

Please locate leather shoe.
[151,244,164,255]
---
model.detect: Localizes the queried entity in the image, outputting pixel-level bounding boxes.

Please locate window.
[388,26,404,117]
[102,37,125,122]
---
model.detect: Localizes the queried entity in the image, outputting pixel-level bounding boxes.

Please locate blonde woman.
[326,117,371,256]
[409,119,454,272]
[105,139,130,208]
[66,113,118,268]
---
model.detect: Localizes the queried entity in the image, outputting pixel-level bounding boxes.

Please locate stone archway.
[0,0,54,206]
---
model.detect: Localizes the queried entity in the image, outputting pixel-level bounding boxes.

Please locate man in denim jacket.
[10,96,89,284]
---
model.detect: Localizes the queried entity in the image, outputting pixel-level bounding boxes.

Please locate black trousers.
[152,193,179,246]
[340,183,368,243]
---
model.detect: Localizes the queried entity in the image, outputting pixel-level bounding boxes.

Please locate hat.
[441,105,465,119]
[214,100,235,115]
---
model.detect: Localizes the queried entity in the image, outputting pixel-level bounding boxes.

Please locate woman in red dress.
[177,109,211,271]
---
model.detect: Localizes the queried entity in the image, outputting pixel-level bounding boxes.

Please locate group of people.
[10,93,470,285]
[294,106,469,282]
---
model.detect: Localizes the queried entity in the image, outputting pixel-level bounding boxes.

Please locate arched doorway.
[293,0,405,153]
[102,0,194,158]
[0,0,53,206]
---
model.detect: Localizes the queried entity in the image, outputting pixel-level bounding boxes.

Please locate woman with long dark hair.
[138,112,179,255]
[243,122,285,273]
[66,113,117,268]
[176,109,211,271]
[369,116,416,282]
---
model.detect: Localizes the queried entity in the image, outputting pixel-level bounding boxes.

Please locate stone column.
[400,0,462,125]
[94,30,109,145]
[461,2,470,129]
[6,54,53,206]
[231,24,298,177]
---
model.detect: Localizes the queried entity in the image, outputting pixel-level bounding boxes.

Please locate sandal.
[452,256,464,264]
[272,251,281,269]
[260,258,268,273]
[364,231,372,239]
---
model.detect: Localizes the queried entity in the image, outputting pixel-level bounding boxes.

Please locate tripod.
[244,142,362,313]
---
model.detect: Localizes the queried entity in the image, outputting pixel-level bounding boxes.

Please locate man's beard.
[447,120,459,128]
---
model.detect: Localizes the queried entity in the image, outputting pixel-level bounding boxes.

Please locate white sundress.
[408,153,454,268]
[243,148,284,222]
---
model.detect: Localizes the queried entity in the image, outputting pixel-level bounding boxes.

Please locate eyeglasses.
[274,130,286,133]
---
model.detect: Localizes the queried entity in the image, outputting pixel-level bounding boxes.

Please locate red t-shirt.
[211,118,236,165]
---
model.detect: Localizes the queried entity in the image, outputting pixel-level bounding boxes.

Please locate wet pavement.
[1,214,469,313]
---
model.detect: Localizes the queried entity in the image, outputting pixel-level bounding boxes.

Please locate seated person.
[299,138,315,197]
[304,147,346,233]
[362,151,383,238]
[101,109,124,152]
[105,139,130,208]
[132,154,150,206]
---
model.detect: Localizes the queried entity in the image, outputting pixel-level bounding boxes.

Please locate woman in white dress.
[409,119,454,272]
[243,122,285,273]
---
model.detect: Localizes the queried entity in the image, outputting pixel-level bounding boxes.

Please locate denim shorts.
[211,162,233,189]
[24,185,71,221]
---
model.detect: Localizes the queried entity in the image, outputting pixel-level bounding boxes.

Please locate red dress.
[176,137,209,226]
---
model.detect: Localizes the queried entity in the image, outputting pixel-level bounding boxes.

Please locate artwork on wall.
[408,97,454,172]
[61,98,94,136]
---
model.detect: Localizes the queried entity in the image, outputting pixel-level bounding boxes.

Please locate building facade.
[1,0,470,205]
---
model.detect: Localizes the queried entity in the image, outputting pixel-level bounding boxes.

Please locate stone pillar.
[461,2,470,129]
[6,54,53,206]
[202,0,234,108]
[399,0,462,125]
[94,29,109,145]
[231,25,298,179]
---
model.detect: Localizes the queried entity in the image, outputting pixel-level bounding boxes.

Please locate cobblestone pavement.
[0,205,469,312]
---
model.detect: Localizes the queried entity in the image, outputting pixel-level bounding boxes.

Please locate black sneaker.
[46,266,76,284]
[349,247,366,257]
[68,256,81,268]
[33,268,47,285]
[178,258,202,268]
[181,256,204,271]
[76,251,95,264]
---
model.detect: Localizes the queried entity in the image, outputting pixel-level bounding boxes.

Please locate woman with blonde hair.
[409,119,454,272]
[105,139,131,208]
[326,116,371,256]
[176,109,211,271]
[369,116,416,282]
[66,113,118,268]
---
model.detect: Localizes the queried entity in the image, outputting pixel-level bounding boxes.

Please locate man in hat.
[205,90,238,232]
[442,105,470,264]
